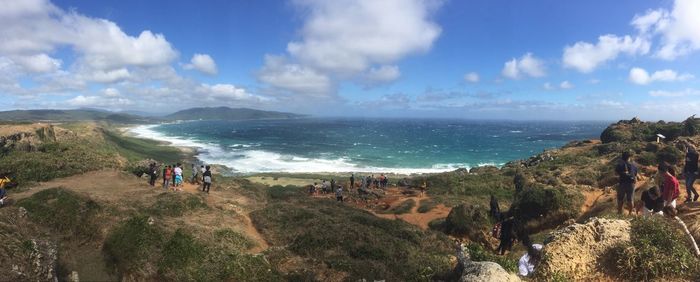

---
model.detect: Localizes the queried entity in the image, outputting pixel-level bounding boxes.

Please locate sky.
[1,0,699,121]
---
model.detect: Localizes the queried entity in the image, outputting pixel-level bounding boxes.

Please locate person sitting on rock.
[518,236,543,277]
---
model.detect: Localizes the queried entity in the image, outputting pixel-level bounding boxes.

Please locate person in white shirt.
[518,243,543,277]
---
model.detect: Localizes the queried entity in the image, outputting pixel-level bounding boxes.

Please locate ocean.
[130,118,608,174]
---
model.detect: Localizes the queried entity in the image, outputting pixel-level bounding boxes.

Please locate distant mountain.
[0,109,151,123]
[163,107,305,121]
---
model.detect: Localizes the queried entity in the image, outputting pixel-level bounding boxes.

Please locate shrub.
[159,229,205,279]
[610,217,700,281]
[635,151,657,166]
[466,243,518,273]
[417,199,437,213]
[148,192,207,217]
[656,145,683,165]
[379,199,416,214]
[510,186,581,223]
[444,204,491,238]
[268,185,303,200]
[17,188,101,240]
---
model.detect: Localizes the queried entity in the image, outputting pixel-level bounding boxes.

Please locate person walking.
[498,217,516,255]
[174,163,183,191]
[615,151,637,215]
[202,165,212,193]
[684,145,699,202]
[663,166,681,208]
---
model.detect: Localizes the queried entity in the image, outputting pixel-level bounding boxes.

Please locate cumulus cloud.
[258,0,442,97]
[543,81,574,90]
[562,35,650,73]
[560,81,574,89]
[198,83,268,102]
[257,55,333,96]
[11,53,62,73]
[629,67,693,85]
[502,53,546,79]
[632,0,700,60]
[463,72,479,83]
[183,53,217,75]
[67,95,133,108]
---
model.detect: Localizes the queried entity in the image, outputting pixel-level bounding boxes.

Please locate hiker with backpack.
[615,151,637,215]
[202,165,212,193]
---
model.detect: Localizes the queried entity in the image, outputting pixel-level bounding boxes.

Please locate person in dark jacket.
[684,146,699,202]
[615,151,637,215]
[148,162,158,186]
[498,217,516,255]
[489,194,501,220]
[639,186,664,216]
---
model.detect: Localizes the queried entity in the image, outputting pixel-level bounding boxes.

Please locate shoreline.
[124,123,474,176]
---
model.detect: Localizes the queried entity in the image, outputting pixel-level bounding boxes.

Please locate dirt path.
[12,170,270,253]
[372,196,451,230]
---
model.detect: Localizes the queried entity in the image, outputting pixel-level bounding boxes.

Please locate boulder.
[454,244,521,282]
[537,217,630,280]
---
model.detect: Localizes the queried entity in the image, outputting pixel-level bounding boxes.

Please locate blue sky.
[1,0,699,120]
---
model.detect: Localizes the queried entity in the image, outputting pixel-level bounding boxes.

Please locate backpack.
[492,223,502,239]
[204,176,212,183]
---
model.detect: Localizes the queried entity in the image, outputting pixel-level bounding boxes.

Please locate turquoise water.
[131,118,607,173]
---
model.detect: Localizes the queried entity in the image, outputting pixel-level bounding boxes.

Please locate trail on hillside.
[12,170,270,253]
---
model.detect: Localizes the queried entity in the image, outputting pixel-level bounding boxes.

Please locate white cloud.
[562,35,650,73]
[649,88,700,97]
[632,0,700,60]
[11,53,62,73]
[560,81,574,89]
[102,88,120,97]
[286,0,442,74]
[257,0,442,97]
[543,82,554,90]
[183,53,217,75]
[257,55,333,96]
[199,83,268,101]
[464,72,479,83]
[629,67,694,85]
[84,68,131,83]
[365,65,401,83]
[502,53,546,79]
[67,95,133,107]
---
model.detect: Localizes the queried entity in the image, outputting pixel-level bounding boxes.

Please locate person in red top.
[163,165,172,190]
[663,166,681,208]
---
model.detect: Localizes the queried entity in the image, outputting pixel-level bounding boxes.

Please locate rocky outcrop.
[537,217,630,281]
[454,244,521,282]
[0,125,67,154]
[600,116,700,144]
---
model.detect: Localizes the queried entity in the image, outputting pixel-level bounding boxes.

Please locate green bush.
[656,145,683,165]
[635,151,657,166]
[17,188,101,240]
[379,199,416,214]
[159,229,205,279]
[426,172,513,201]
[444,204,491,239]
[268,185,303,200]
[417,199,437,213]
[610,217,700,281]
[510,186,581,223]
[466,243,517,273]
[148,192,207,217]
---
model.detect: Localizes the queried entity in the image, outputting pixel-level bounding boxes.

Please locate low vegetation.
[17,188,102,240]
[610,217,700,281]
[379,199,416,214]
[466,243,518,273]
[147,192,208,217]
[251,198,454,281]
[417,199,437,213]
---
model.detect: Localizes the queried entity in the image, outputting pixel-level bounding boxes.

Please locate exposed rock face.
[0,125,68,154]
[537,217,630,281]
[454,244,521,282]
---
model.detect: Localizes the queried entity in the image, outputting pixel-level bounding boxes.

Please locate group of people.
[616,143,699,216]
[350,173,390,190]
[148,162,213,193]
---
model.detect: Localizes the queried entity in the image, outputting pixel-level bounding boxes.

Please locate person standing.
[684,146,699,202]
[191,163,199,184]
[162,165,168,188]
[350,173,355,189]
[615,151,637,215]
[663,166,681,208]
[336,185,344,202]
[163,165,172,190]
[330,179,336,192]
[202,165,212,193]
[174,163,183,191]
[497,217,516,255]
[148,162,157,186]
